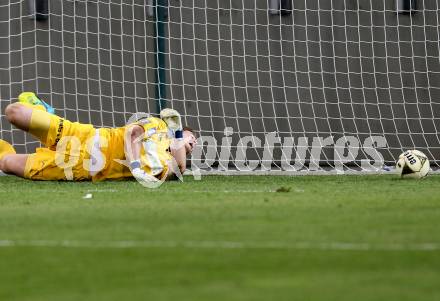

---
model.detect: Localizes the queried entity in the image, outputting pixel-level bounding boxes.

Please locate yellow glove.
[160,108,183,139]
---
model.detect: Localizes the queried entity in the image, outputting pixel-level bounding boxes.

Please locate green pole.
[154,0,167,113]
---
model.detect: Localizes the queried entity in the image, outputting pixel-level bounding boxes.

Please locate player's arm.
[125,124,144,163]
[124,124,158,182]
[160,108,186,174]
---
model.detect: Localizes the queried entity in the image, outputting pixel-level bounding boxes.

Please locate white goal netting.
[0,0,439,172]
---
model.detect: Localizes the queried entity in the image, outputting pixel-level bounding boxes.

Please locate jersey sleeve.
[135,116,169,139]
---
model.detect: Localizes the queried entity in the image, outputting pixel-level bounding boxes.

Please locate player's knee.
[5,103,24,125]
[0,155,25,177]
[0,155,14,173]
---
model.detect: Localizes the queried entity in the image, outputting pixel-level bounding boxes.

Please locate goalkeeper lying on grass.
[0,93,196,184]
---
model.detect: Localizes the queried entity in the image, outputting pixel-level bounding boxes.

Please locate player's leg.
[0,139,26,178]
[0,140,89,180]
[5,102,32,131]
[6,93,95,150]
[0,154,28,177]
[5,92,57,143]
[4,92,54,130]
[5,102,53,145]
[5,92,67,148]
[4,93,95,180]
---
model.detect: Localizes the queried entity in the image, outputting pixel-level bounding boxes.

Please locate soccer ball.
[395,150,430,179]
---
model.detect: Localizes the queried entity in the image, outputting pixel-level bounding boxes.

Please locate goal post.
[0,0,439,173]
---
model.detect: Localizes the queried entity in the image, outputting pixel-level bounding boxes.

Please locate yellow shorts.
[24,147,91,181]
[24,112,96,180]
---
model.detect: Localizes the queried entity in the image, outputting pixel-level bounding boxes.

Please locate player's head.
[182,126,197,155]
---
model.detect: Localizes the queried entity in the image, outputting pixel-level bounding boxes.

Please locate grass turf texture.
[0,174,440,301]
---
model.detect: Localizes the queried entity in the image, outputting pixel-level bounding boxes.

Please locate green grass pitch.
[1,174,440,301]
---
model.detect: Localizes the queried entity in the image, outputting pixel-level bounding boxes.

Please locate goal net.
[1,0,439,173]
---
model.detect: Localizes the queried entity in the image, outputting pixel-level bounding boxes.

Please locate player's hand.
[160,108,182,132]
[131,167,159,183]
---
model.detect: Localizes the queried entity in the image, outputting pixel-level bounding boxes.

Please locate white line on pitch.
[0,189,277,193]
[189,190,277,193]
[0,240,439,251]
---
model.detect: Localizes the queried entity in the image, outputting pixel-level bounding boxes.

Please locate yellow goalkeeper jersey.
[92,116,173,181]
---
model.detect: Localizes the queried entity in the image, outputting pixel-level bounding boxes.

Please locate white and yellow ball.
[396,150,430,179]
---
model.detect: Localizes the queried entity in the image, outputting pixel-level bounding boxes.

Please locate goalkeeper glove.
[160,108,183,140]
[130,160,159,184]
